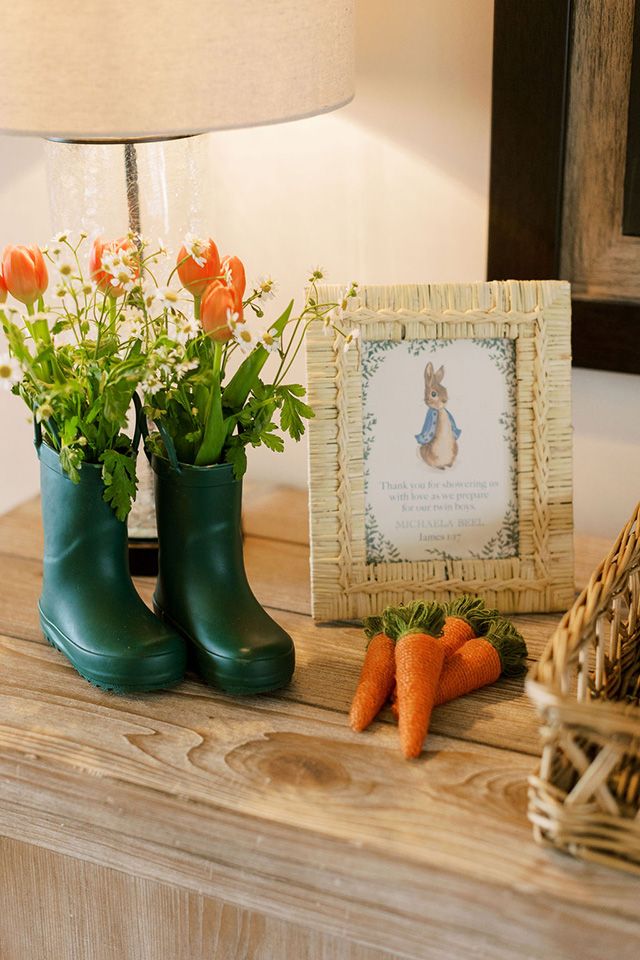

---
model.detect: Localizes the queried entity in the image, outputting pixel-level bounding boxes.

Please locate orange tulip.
[177,238,221,298]
[221,255,246,307]
[0,272,7,304]
[200,280,242,341]
[89,236,138,298]
[2,245,48,305]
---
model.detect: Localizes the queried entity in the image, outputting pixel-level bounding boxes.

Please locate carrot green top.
[382,600,445,643]
[442,595,499,636]
[481,617,528,677]
[362,614,386,641]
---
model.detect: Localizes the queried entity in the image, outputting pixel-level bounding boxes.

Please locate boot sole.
[40,607,185,695]
[153,602,295,696]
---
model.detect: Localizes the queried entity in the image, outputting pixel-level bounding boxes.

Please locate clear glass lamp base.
[45,135,209,555]
[129,453,157,540]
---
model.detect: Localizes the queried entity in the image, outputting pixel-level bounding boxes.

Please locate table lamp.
[0,0,355,569]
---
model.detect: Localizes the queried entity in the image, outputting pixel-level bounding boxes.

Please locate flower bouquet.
[131,233,358,695]
[0,229,357,694]
[0,236,149,518]
[139,235,358,476]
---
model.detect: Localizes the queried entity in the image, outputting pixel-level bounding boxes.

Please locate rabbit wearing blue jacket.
[415,362,461,469]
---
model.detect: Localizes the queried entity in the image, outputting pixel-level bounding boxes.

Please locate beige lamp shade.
[0,0,355,141]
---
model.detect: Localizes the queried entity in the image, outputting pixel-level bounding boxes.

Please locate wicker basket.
[527,502,640,875]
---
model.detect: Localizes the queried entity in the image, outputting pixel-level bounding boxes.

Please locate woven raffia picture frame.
[306,281,573,621]
[527,502,640,874]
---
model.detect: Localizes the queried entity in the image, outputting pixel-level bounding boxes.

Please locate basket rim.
[526,674,640,739]
[531,503,640,691]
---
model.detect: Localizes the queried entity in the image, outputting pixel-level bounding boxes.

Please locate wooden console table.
[0,488,638,959]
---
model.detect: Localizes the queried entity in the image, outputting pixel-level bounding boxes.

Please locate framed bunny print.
[306,281,574,621]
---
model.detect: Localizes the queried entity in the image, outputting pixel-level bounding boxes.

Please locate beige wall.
[0,0,638,540]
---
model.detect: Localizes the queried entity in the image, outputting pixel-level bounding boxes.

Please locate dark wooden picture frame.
[488,0,640,375]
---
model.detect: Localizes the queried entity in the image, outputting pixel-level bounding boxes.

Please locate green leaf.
[59,445,82,484]
[0,316,31,368]
[102,378,134,427]
[278,384,315,441]
[195,375,227,466]
[222,300,294,411]
[282,383,305,397]
[259,424,284,452]
[100,449,138,521]
[61,416,79,446]
[144,431,165,458]
[224,441,248,479]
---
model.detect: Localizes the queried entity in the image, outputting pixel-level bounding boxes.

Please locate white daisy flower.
[183,232,209,267]
[343,329,360,354]
[223,261,234,287]
[0,353,21,391]
[179,316,200,338]
[233,322,259,354]
[257,328,280,353]
[143,376,164,396]
[321,314,334,336]
[53,230,70,243]
[48,243,77,278]
[112,272,137,293]
[57,257,76,278]
[100,250,136,291]
[122,307,146,342]
[123,306,144,323]
[175,357,199,376]
[256,275,276,300]
[173,316,200,344]
[226,307,240,329]
[141,279,160,311]
[338,289,354,312]
[153,285,181,308]
[309,266,324,282]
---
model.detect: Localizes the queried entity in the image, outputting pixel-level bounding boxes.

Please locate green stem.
[274,318,314,386]
[28,300,62,383]
[108,296,117,338]
[194,340,225,466]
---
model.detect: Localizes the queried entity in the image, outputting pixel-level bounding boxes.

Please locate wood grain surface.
[0,488,638,960]
[0,838,394,960]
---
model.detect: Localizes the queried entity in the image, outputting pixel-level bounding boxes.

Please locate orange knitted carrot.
[435,619,527,705]
[383,601,445,759]
[440,596,499,657]
[436,637,501,704]
[389,613,527,716]
[349,616,396,732]
[387,597,488,719]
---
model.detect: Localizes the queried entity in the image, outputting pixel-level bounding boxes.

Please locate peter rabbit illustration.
[415,362,461,469]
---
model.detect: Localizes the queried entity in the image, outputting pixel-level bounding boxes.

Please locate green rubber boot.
[38,442,187,693]
[151,454,295,695]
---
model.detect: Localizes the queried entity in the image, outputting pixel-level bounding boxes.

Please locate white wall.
[0,138,51,511]
[0,0,638,541]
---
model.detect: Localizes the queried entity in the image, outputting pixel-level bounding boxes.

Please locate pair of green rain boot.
[37,441,295,695]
